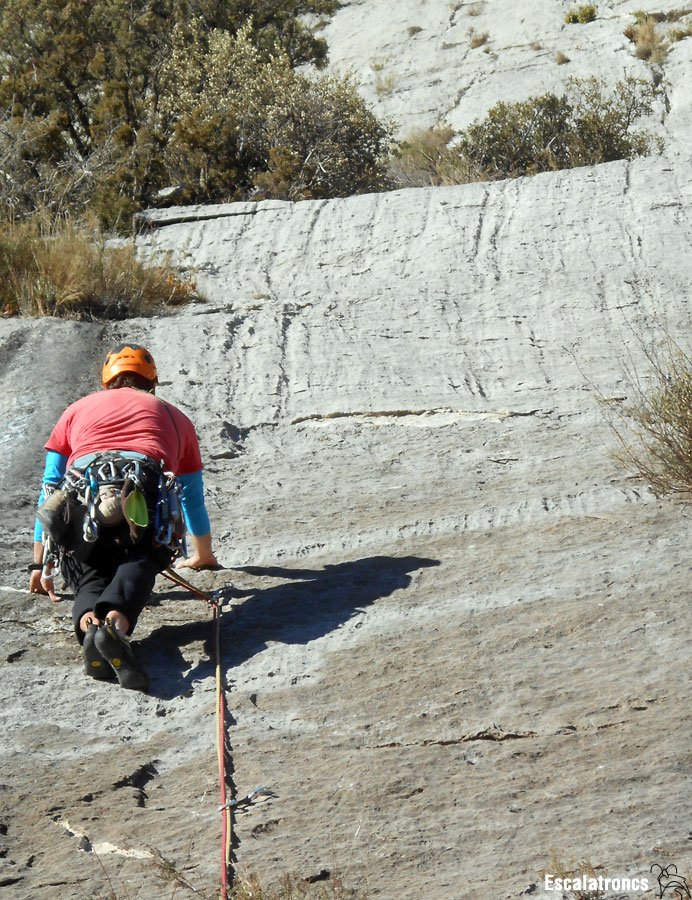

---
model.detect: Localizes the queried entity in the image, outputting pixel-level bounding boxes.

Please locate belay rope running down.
[161,566,234,899]
[159,569,275,896]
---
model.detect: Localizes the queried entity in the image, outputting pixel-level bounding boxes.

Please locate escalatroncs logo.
[651,864,691,900]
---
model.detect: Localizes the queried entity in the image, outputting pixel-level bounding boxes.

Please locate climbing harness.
[71,452,183,548]
[39,452,185,557]
[161,567,237,899]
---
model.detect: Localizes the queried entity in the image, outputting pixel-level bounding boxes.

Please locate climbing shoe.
[83,620,116,681]
[93,619,149,693]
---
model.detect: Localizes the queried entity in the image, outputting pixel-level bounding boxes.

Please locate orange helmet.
[101,344,158,386]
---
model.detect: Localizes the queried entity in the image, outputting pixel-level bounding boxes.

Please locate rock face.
[0,2,690,899]
[321,0,690,150]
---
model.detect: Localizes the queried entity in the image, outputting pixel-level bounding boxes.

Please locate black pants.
[66,531,171,644]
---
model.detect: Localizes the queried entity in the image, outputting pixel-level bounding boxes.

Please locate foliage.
[0,2,239,217]
[160,23,393,203]
[391,77,663,188]
[564,5,598,24]
[253,73,393,199]
[567,76,664,162]
[219,0,340,69]
[0,0,371,231]
[670,20,692,40]
[455,76,663,178]
[626,9,692,54]
[389,126,484,188]
[468,29,490,48]
[607,339,692,498]
[0,218,197,319]
[458,92,574,176]
[624,15,668,61]
[632,7,692,24]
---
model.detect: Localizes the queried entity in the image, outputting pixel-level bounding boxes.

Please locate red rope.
[161,569,233,899]
[213,600,232,899]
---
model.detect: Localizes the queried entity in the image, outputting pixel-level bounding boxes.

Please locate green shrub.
[160,23,394,203]
[568,76,664,161]
[455,76,663,178]
[457,93,574,177]
[255,72,394,198]
[391,78,663,187]
[224,0,340,69]
[564,4,597,24]
[0,219,198,319]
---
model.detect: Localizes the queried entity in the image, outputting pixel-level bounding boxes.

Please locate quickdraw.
[218,785,276,813]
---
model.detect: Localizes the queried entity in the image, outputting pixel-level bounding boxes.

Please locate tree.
[160,23,393,203]
[217,1,339,67]
[0,0,349,228]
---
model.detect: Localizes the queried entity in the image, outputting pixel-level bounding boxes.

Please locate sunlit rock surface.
[1,2,690,897]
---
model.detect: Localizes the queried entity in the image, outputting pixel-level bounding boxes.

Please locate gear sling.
[38,451,185,575]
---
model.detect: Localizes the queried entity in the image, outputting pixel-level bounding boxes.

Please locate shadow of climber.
[142,554,439,696]
[223,554,441,665]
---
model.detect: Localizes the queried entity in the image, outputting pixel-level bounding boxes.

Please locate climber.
[28,343,219,692]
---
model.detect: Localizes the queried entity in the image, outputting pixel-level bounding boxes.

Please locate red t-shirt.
[45,388,203,475]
